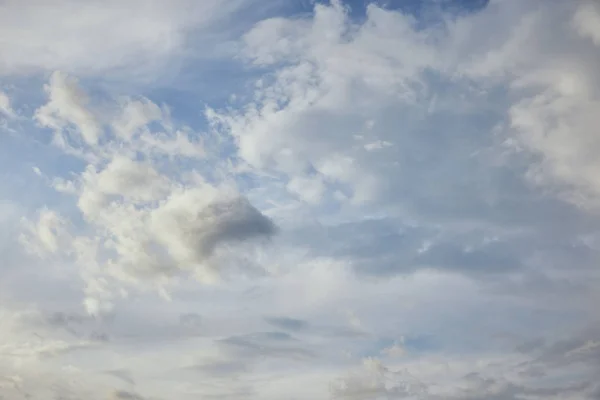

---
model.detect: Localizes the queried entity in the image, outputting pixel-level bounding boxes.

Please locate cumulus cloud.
[23,71,277,314]
[203,0,600,227]
[201,0,600,287]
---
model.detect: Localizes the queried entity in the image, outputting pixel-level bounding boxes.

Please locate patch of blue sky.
[358,334,440,358]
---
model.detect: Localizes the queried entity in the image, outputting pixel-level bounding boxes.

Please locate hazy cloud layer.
[1,0,599,399]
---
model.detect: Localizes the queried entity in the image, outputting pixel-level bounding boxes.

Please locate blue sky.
[1,0,600,399]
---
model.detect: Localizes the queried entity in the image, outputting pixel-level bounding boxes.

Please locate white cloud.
[498,3,600,210]
[381,340,405,358]
[330,357,427,399]
[363,140,392,151]
[0,0,258,79]
[573,2,600,46]
[20,208,70,256]
[24,72,277,314]
[35,71,206,161]
[0,90,14,117]
[35,71,103,146]
[205,0,600,225]
[112,98,163,141]
[286,175,326,204]
[77,156,170,218]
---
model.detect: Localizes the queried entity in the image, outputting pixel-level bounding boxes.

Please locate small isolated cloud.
[0,90,14,118]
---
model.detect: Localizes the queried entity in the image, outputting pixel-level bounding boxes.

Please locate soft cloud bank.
[0,0,255,79]
[1,0,600,399]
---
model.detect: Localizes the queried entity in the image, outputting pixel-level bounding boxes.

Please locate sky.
[1,0,600,399]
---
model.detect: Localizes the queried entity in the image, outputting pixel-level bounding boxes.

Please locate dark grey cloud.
[192,196,278,258]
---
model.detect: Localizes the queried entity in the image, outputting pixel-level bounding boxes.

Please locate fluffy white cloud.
[23,71,277,314]
[210,0,600,220]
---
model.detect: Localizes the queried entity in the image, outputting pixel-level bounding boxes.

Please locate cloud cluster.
[23,71,276,315]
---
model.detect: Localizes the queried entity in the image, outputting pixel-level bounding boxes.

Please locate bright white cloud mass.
[1,0,600,399]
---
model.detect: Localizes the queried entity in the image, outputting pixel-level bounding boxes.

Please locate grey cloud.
[443,375,593,400]
[132,192,278,283]
[331,359,428,400]
[265,316,368,341]
[187,359,249,377]
[104,369,135,386]
[283,211,600,306]
[331,327,600,400]
[217,0,600,299]
[110,390,145,400]
[188,196,277,258]
[413,239,521,275]
[196,386,255,400]
[46,311,87,327]
[218,331,314,360]
[512,328,600,370]
[287,219,524,277]
[179,313,202,328]
[533,332,600,369]
[454,333,600,400]
[220,331,294,346]
[42,310,112,343]
[514,338,546,354]
[265,316,309,331]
